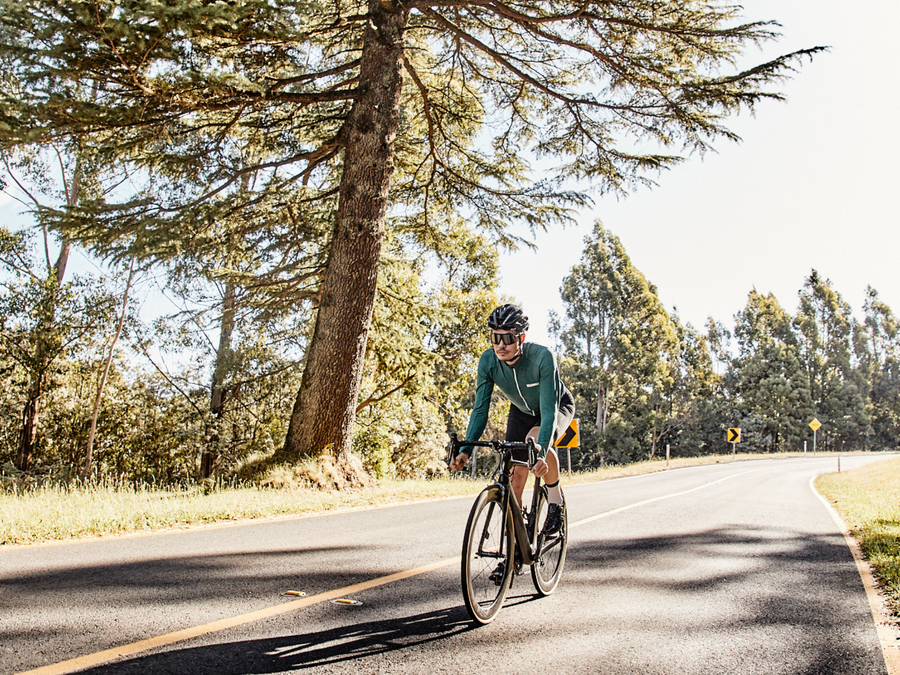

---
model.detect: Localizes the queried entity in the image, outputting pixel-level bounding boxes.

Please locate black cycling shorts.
[504,389,576,463]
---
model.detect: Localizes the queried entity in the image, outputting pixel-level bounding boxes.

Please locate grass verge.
[0,451,884,548]
[815,456,900,621]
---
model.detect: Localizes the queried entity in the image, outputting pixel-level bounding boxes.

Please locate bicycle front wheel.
[461,487,513,624]
[530,486,568,596]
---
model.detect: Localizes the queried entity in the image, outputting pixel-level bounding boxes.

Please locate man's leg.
[527,426,565,534]
[511,465,529,508]
[510,424,541,506]
[543,447,561,487]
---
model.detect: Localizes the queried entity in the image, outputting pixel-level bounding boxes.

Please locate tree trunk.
[280,0,408,483]
[15,243,72,472]
[595,382,609,434]
[201,281,237,479]
[13,152,80,472]
[83,257,136,478]
[16,387,41,472]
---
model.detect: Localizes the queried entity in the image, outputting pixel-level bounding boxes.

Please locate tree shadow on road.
[560,525,888,675]
[78,605,475,674]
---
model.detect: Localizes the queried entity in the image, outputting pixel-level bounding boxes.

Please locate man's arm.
[453,350,494,467]
[536,348,562,456]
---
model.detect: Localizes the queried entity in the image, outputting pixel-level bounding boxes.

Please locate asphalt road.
[1,454,895,675]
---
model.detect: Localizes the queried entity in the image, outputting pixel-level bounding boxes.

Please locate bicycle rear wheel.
[461,487,513,624]
[530,486,568,596]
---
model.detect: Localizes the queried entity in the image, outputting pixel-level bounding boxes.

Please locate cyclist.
[450,303,575,536]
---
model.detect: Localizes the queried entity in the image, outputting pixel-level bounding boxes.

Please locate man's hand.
[449,452,469,472]
[526,435,547,477]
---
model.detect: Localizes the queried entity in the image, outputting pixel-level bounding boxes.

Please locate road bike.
[448,434,568,624]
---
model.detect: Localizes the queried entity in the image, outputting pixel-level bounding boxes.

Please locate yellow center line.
[15,557,459,675]
[17,469,758,675]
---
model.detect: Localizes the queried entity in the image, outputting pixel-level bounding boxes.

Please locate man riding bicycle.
[450,304,575,536]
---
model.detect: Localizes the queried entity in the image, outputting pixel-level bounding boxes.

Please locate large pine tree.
[0,0,824,478]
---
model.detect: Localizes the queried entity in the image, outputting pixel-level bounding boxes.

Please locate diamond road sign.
[809,418,822,432]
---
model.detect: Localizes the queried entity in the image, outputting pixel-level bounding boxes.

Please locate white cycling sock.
[545,480,563,505]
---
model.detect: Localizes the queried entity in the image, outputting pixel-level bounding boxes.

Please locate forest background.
[1,1,897,489]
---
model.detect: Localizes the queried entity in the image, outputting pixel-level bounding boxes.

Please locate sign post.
[727,428,741,457]
[809,418,821,452]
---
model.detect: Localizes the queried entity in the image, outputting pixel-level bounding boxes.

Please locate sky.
[499,0,900,346]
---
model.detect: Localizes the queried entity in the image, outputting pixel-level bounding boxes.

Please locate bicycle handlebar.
[447,433,541,467]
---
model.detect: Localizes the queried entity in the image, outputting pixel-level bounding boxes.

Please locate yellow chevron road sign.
[555,419,580,448]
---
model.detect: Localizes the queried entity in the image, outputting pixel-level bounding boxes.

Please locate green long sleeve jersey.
[462,342,565,458]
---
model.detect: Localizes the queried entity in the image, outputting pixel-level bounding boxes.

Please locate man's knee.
[510,465,528,493]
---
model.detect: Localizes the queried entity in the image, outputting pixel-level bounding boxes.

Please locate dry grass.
[0,477,483,546]
[0,450,881,548]
[815,457,900,619]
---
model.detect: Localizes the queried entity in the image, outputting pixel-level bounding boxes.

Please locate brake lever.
[446,432,459,467]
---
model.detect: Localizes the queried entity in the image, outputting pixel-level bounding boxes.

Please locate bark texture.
[280,0,408,482]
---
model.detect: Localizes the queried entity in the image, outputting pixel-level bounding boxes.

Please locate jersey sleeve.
[460,350,495,454]
[535,348,562,457]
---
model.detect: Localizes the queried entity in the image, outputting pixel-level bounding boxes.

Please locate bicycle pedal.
[489,562,506,586]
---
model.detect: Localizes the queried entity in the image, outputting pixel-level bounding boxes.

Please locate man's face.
[491,329,522,363]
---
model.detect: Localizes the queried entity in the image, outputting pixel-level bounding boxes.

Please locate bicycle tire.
[461,487,514,624]
[530,486,567,596]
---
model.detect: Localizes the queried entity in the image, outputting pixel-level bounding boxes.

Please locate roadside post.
[727,427,741,458]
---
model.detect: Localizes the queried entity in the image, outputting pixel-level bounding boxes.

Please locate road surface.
[1,454,896,674]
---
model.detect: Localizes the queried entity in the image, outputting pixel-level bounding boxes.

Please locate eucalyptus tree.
[660,315,724,457]
[0,0,824,479]
[82,255,138,477]
[795,270,869,449]
[857,287,899,372]
[556,221,679,464]
[854,286,898,448]
[705,317,733,376]
[0,138,113,471]
[732,290,812,451]
[0,228,117,471]
[352,221,504,477]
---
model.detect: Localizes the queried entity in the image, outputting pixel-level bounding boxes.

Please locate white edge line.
[569,468,763,528]
[810,475,900,675]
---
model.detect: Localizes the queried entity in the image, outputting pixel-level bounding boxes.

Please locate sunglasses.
[491,332,520,345]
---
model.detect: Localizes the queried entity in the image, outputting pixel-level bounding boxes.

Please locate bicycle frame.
[449,434,543,566]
